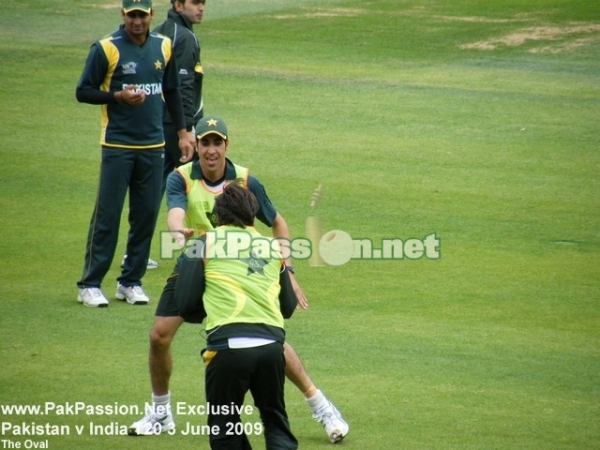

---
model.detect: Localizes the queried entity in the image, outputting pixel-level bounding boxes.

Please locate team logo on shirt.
[121,83,163,95]
[154,60,163,70]
[122,62,137,75]
[240,251,269,276]
[206,205,218,228]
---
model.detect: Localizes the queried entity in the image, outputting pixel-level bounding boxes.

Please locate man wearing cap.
[129,116,350,444]
[120,0,206,271]
[75,0,195,307]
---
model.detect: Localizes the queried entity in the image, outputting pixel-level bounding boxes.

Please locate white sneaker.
[115,283,149,305]
[121,255,159,270]
[128,412,174,436]
[77,288,109,308]
[313,401,349,444]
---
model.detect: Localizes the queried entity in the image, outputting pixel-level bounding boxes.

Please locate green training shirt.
[202,226,285,332]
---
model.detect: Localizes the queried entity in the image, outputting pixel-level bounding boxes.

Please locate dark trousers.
[204,343,298,450]
[78,147,164,288]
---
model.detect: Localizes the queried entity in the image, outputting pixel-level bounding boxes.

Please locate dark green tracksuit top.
[77,25,180,149]
[154,9,204,130]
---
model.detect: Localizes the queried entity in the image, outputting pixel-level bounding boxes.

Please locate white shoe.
[128,411,174,436]
[77,288,109,308]
[121,255,158,270]
[313,401,349,444]
[115,283,149,305]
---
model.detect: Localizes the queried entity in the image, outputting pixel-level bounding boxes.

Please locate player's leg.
[118,149,163,298]
[204,348,253,450]
[149,315,183,395]
[129,275,184,436]
[121,132,170,274]
[283,342,349,443]
[251,343,298,450]
[283,342,316,396]
[77,148,133,306]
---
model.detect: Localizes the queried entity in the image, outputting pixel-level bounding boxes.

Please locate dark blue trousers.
[78,147,164,289]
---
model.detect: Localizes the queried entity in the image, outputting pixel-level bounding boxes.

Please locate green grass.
[1,0,599,449]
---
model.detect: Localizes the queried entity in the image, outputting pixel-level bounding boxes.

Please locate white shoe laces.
[130,286,145,295]
[86,288,102,298]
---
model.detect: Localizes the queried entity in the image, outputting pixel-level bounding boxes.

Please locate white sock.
[306,389,328,413]
[152,392,171,417]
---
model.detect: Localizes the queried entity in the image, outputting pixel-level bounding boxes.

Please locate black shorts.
[154,272,180,317]
[155,253,206,323]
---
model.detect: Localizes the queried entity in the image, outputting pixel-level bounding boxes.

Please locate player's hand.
[170,228,195,249]
[120,85,145,106]
[289,274,308,310]
[179,131,196,163]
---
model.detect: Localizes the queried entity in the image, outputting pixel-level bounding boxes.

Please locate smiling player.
[129,116,349,443]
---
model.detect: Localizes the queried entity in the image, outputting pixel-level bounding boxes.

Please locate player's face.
[122,9,154,40]
[197,134,228,180]
[176,0,205,24]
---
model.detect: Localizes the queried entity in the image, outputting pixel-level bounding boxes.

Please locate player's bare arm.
[167,207,194,248]
[271,212,308,309]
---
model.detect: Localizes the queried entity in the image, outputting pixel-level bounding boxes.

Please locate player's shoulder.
[149,31,172,46]
[149,30,169,41]
[168,167,186,182]
[247,174,267,195]
[153,18,174,37]
[166,169,188,200]
[94,29,124,57]
[98,28,121,44]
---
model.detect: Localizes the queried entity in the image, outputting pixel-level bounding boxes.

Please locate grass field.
[1,0,599,449]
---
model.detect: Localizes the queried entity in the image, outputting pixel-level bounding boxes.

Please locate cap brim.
[196,131,228,140]
[123,7,152,13]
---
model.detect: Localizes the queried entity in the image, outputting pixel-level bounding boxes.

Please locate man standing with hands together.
[75,0,195,307]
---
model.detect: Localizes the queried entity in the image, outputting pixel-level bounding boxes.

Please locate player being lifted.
[129,116,349,444]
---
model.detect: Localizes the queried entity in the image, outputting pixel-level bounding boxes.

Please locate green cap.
[122,0,152,13]
[196,116,228,141]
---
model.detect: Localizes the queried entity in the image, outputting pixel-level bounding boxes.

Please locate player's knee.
[149,319,177,349]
